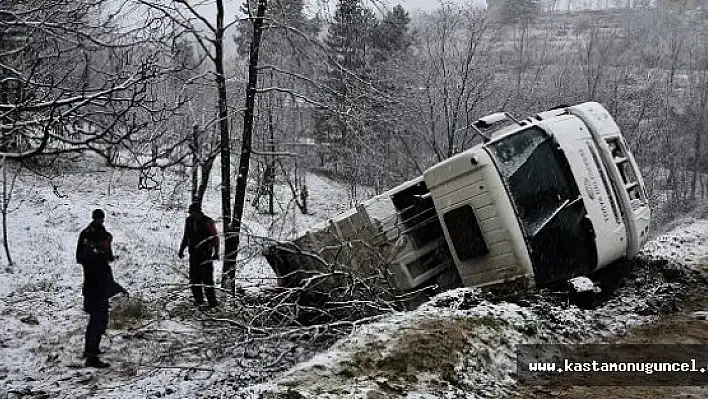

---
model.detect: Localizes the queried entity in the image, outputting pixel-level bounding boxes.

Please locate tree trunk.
[1,160,13,268]
[213,0,234,292]
[267,98,275,215]
[222,0,268,294]
[191,124,199,203]
[691,80,707,198]
[691,116,702,198]
[197,154,217,205]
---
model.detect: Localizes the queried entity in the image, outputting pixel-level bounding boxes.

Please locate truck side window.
[442,205,488,260]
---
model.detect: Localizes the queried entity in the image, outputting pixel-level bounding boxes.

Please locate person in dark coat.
[76,208,126,368]
[178,203,219,308]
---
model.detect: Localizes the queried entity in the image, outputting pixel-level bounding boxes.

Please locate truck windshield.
[487,126,597,285]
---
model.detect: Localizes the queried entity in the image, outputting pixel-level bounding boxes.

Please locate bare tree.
[401,4,494,164]
[0,0,175,163]
[576,27,623,101]
[677,33,708,199]
[133,0,244,293]
[137,0,334,296]
[222,0,269,294]
[237,0,321,215]
[0,157,17,268]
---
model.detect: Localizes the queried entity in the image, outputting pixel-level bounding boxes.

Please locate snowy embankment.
[0,165,707,399]
[241,221,708,399]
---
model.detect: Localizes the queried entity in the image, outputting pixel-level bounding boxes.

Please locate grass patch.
[262,386,307,399]
[19,279,58,293]
[110,295,151,329]
[341,316,499,379]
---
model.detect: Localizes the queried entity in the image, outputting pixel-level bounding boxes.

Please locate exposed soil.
[514,267,708,399]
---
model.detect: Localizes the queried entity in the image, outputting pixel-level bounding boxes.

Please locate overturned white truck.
[264,102,651,297]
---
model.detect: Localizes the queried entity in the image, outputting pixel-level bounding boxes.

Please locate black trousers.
[84,305,108,356]
[189,256,217,305]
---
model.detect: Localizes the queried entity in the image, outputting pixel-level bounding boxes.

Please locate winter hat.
[92,209,105,220]
[188,203,202,213]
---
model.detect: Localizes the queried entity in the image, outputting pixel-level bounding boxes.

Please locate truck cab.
[418,102,650,288]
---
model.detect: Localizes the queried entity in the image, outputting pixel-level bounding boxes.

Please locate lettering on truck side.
[578,146,611,224]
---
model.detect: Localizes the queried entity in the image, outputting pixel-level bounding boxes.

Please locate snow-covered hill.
[1,166,707,398]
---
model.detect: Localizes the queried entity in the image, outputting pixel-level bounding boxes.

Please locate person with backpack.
[178,203,219,308]
[76,208,127,368]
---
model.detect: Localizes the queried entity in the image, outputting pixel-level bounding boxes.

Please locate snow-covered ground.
[0,162,388,398]
[1,164,707,398]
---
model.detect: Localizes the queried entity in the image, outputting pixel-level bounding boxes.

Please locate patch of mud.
[515,293,708,399]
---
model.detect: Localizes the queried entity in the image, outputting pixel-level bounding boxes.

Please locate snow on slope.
[0,166,362,398]
[639,220,708,269]
[239,218,708,398]
[1,164,707,399]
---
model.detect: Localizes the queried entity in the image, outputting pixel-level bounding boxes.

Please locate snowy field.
[1,165,707,398]
[0,163,386,398]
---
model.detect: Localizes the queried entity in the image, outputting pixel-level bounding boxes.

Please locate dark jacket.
[179,212,219,260]
[76,221,125,311]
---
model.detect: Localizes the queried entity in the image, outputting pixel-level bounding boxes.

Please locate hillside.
[0,167,707,398]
